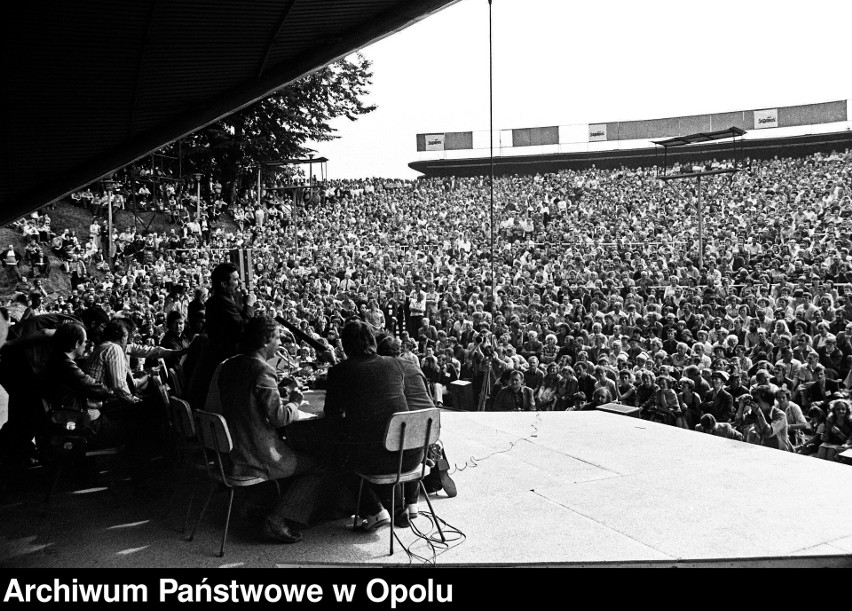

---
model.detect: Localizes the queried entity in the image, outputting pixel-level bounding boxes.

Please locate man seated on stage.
[84,318,186,403]
[205,315,323,544]
[42,322,128,450]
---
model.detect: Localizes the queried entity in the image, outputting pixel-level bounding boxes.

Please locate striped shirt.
[84,341,134,400]
[83,341,161,401]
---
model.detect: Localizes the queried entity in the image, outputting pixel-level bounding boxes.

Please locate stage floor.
[2,411,852,567]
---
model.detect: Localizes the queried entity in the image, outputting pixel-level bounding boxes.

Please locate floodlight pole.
[488,0,495,302]
[653,127,747,272]
[103,179,117,271]
[191,173,203,221]
[696,175,703,268]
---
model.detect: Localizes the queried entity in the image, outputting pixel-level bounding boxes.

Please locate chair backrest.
[151,376,170,412]
[169,396,196,440]
[195,410,234,454]
[174,361,186,389]
[157,358,170,386]
[383,407,440,453]
[168,367,184,398]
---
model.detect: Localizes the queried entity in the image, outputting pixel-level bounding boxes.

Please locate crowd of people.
[3,148,852,474]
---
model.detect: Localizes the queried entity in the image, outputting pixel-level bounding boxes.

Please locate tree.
[153,54,376,202]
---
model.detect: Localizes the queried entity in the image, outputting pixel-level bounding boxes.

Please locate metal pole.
[196,177,201,221]
[488,0,495,302]
[697,175,703,268]
[257,166,262,210]
[107,187,114,271]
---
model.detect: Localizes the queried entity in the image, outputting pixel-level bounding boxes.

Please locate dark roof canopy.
[264,158,329,166]
[652,127,746,148]
[1,0,457,224]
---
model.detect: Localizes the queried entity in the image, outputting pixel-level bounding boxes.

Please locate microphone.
[274,315,330,355]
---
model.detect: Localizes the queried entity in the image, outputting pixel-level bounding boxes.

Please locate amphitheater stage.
[2,410,852,568]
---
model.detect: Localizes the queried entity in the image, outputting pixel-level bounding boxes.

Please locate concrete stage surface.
[2,411,852,567]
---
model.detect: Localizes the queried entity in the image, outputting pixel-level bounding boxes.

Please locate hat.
[711,370,729,382]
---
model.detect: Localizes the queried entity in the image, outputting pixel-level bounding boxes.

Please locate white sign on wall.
[588,124,607,142]
[424,134,445,151]
[754,109,779,130]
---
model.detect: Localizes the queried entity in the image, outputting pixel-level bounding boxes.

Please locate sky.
[307,0,852,180]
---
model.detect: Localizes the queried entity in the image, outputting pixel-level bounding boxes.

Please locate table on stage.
[283,389,328,453]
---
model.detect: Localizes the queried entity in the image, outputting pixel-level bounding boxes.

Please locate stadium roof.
[652,127,746,148]
[1,0,457,225]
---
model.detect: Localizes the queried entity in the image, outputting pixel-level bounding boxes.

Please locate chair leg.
[162,457,187,521]
[389,483,397,556]
[99,456,121,507]
[220,488,235,558]
[44,460,64,505]
[181,468,199,535]
[187,481,216,542]
[353,478,364,531]
[420,481,446,543]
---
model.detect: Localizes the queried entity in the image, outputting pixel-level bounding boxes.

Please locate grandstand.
[410,100,852,176]
[3,3,852,569]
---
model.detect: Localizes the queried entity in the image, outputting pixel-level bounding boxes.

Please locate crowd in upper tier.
[4,148,852,460]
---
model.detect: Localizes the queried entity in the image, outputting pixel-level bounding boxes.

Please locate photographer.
[744,384,792,451]
[435,349,460,407]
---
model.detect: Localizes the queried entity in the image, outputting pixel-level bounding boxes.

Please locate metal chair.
[39,399,124,511]
[354,407,446,555]
[167,366,185,399]
[163,396,205,533]
[188,410,278,557]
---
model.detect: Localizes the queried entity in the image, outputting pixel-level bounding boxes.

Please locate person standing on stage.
[187,261,255,409]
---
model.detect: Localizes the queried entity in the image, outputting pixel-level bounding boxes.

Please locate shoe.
[355,508,390,532]
[262,519,302,544]
[435,458,457,498]
[393,508,411,528]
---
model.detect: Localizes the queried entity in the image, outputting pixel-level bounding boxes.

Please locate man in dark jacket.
[701,370,735,423]
[187,262,254,409]
[491,370,536,411]
[43,322,124,450]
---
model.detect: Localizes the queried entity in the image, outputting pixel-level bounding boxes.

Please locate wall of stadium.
[409,131,852,178]
[415,100,848,153]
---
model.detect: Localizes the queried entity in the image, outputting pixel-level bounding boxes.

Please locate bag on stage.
[422,440,458,498]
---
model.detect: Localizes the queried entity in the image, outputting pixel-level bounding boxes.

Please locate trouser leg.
[266,452,326,527]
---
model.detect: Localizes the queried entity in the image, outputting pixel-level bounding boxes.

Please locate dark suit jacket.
[324,354,419,473]
[188,292,252,408]
[701,388,734,422]
[807,379,841,405]
[491,386,535,411]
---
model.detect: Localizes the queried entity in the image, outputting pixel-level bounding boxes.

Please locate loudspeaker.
[596,402,640,418]
[450,380,474,411]
[228,248,253,289]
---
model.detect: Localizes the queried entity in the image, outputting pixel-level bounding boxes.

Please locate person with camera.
[741,384,792,451]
